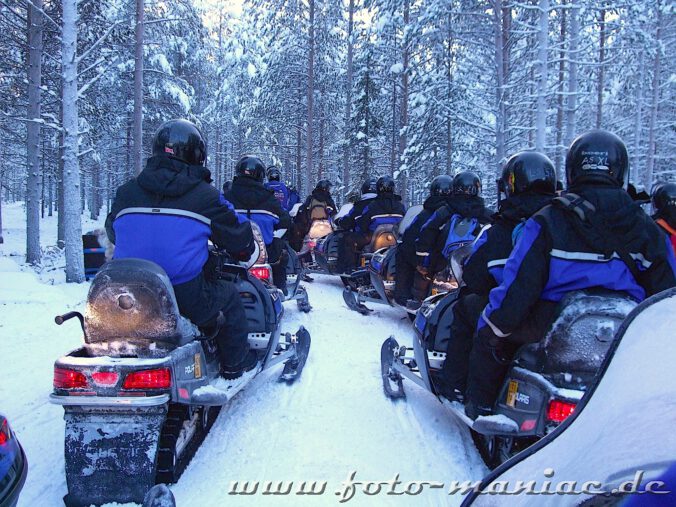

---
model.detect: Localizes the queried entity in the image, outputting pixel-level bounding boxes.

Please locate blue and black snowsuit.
[438,192,553,395]
[105,154,255,368]
[394,194,453,305]
[467,184,676,409]
[415,196,491,276]
[338,194,406,273]
[266,180,291,211]
[225,175,292,291]
[334,192,377,231]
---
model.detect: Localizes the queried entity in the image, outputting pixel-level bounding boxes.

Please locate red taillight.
[0,420,10,446]
[307,240,316,250]
[250,266,271,282]
[54,367,88,389]
[547,399,576,423]
[91,371,119,386]
[122,368,172,390]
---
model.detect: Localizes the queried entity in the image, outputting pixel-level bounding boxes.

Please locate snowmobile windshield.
[308,220,333,240]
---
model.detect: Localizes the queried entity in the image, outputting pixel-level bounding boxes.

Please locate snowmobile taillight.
[54,367,88,389]
[250,266,272,283]
[91,371,119,386]
[0,419,10,446]
[122,368,172,390]
[307,240,316,250]
[547,399,576,423]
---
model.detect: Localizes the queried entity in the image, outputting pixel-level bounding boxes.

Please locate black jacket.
[356,194,406,233]
[335,193,377,231]
[415,195,491,266]
[479,184,676,338]
[224,175,291,244]
[463,193,552,296]
[295,188,337,229]
[398,195,452,263]
[105,155,254,285]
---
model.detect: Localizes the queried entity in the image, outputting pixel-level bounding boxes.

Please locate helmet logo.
[508,172,516,193]
[581,150,609,172]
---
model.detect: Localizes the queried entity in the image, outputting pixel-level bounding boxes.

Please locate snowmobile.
[380,253,636,468]
[342,206,467,316]
[50,253,311,506]
[342,246,458,316]
[247,224,311,312]
[297,219,336,273]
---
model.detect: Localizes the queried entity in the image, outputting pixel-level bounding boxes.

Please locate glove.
[416,265,429,277]
[478,326,510,364]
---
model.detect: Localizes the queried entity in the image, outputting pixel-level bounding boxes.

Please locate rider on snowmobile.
[290,180,337,251]
[415,171,491,284]
[335,177,378,231]
[224,155,293,294]
[465,130,676,419]
[265,166,292,211]
[337,176,406,274]
[652,182,676,255]
[105,119,258,379]
[434,151,556,401]
[393,175,455,306]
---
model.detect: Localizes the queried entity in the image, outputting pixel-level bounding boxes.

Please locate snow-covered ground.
[0,202,486,506]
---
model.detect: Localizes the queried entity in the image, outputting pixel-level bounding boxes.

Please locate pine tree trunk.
[535,0,549,152]
[632,57,645,180]
[26,0,43,264]
[133,0,144,175]
[342,0,354,198]
[62,0,84,283]
[398,0,410,203]
[554,2,567,180]
[564,0,579,151]
[595,8,606,129]
[494,0,507,166]
[644,2,662,190]
[306,0,315,189]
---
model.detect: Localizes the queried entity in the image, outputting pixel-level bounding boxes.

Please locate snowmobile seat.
[84,259,195,352]
[513,290,636,385]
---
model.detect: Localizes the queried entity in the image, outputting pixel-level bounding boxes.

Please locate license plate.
[506,380,518,407]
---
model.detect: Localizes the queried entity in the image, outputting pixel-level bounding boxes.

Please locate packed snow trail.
[171,275,487,507]
[0,203,486,506]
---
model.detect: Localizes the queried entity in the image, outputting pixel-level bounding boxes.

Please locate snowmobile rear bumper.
[50,393,170,407]
[61,404,168,507]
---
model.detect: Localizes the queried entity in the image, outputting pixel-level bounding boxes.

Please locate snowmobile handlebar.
[55,311,85,330]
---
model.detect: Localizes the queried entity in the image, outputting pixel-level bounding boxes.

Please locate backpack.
[309,198,329,221]
[442,214,480,259]
[553,193,643,283]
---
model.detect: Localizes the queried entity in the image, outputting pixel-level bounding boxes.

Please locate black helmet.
[235,155,266,182]
[501,151,556,197]
[152,119,206,166]
[361,177,378,195]
[453,171,481,196]
[430,175,453,196]
[652,182,676,215]
[376,176,396,195]
[315,179,332,192]
[565,130,628,187]
[267,166,281,182]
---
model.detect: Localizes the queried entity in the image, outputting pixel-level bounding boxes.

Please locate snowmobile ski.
[342,286,373,315]
[279,327,311,382]
[380,337,405,399]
